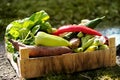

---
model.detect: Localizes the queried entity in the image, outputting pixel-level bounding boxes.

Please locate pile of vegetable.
[5,10,109,62]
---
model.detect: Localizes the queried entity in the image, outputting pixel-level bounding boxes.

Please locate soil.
[0,41,18,80]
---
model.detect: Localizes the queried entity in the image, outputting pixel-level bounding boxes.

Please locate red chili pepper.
[53,25,102,36]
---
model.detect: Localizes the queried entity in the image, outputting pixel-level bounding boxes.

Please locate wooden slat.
[19,47,29,60]
[108,37,116,66]
[19,50,116,78]
[108,37,115,47]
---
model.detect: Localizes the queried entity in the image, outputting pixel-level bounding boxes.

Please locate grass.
[26,65,120,80]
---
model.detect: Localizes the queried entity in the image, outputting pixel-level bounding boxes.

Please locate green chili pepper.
[85,16,105,29]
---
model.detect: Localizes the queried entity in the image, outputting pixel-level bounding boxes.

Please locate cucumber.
[82,37,95,51]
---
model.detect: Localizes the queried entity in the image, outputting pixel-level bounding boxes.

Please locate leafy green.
[5,40,15,53]
[31,25,40,35]
[5,10,53,53]
[29,10,49,22]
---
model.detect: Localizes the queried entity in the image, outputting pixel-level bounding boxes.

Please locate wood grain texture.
[8,38,116,78]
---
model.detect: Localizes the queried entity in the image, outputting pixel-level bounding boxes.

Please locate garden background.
[0,0,120,40]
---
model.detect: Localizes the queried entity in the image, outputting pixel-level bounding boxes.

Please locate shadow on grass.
[25,65,120,80]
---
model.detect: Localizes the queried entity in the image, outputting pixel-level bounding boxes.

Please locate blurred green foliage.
[0,0,120,40]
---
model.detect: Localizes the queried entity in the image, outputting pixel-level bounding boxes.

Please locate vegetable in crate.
[84,45,98,52]
[53,25,102,36]
[83,36,109,52]
[5,10,53,53]
[9,39,72,57]
[99,44,109,50]
[69,38,80,48]
[80,16,105,28]
[35,31,71,46]
[81,34,94,46]
[74,37,95,52]
[62,16,105,40]
[84,37,101,52]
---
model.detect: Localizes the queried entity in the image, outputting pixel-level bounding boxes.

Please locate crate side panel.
[19,58,46,78]
[19,48,115,78]
[109,47,116,66]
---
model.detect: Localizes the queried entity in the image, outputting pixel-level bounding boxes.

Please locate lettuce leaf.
[5,10,53,53]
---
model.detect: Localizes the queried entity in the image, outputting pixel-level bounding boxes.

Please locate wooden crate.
[7,37,116,79]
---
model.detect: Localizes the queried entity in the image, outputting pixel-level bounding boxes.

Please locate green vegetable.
[81,34,94,46]
[83,39,101,52]
[62,16,104,40]
[99,44,109,50]
[85,16,105,29]
[5,40,15,53]
[77,32,84,38]
[76,16,105,39]
[82,37,95,51]
[74,37,95,52]
[5,10,53,53]
[74,47,83,53]
[35,31,70,47]
[92,39,101,46]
